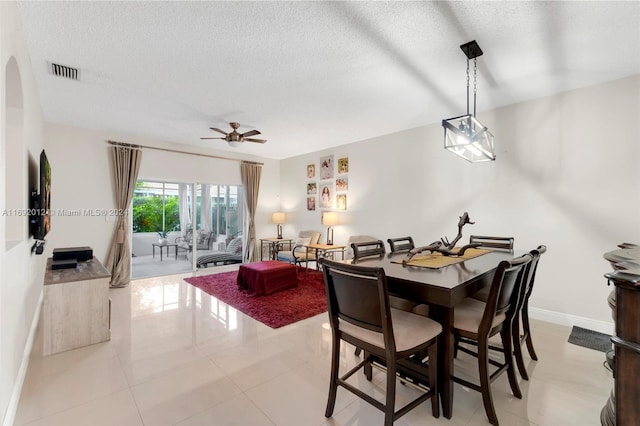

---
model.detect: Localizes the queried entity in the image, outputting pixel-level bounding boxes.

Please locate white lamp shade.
[272,212,286,224]
[322,212,339,226]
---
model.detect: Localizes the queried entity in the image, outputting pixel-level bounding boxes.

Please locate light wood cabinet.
[42,257,111,356]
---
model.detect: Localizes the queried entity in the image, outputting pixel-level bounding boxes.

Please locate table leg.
[152,245,155,259]
[432,305,454,419]
[315,248,321,271]
[174,245,177,259]
[260,241,264,261]
[305,247,310,273]
[160,246,164,261]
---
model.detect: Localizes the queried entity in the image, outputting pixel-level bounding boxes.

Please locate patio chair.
[196,237,243,268]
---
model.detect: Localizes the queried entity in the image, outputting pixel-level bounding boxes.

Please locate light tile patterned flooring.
[15,266,612,425]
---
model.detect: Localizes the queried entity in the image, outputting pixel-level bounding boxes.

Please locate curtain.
[240,161,262,262]
[178,183,190,235]
[201,184,212,232]
[105,145,142,287]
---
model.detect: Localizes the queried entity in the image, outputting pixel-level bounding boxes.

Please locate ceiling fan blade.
[209,127,228,135]
[240,129,261,138]
[245,138,267,143]
[200,137,226,140]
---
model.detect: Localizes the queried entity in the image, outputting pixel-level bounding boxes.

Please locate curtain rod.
[106,140,264,165]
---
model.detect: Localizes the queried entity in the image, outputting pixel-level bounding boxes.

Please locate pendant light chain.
[473,58,478,117]
[466,59,470,115]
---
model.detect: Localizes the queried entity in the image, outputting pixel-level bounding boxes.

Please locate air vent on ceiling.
[49,62,79,81]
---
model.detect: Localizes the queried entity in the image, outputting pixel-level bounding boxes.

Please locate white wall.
[44,123,281,264]
[0,2,47,424]
[280,75,640,329]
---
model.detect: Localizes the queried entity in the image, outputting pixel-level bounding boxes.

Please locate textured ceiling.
[16,1,640,160]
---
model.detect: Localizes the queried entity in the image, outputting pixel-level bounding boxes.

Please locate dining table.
[346,248,523,419]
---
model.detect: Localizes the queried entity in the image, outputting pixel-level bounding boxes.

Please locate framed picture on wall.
[307,163,315,179]
[320,155,334,180]
[307,182,317,195]
[319,182,333,209]
[338,157,349,174]
[307,197,316,211]
[336,194,347,211]
[336,177,348,192]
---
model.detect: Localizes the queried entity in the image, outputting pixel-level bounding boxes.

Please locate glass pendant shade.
[443,114,495,162]
[441,40,495,163]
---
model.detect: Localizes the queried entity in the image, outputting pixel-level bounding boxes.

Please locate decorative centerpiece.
[403,212,480,264]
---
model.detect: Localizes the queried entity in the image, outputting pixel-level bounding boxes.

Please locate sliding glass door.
[131,180,244,279]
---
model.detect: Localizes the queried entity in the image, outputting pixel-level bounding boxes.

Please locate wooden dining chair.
[467,245,547,381]
[387,236,415,253]
[469,235,515,250]
[452,253,532,426]
[321,259,441,426]
[514,245,546,376]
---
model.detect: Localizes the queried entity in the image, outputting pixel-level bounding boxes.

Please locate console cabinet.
[602,247,640,425]
[42,257,111,356]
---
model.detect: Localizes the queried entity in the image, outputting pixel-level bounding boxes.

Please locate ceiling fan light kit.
[442,40,495,163]
[200,122,267,147]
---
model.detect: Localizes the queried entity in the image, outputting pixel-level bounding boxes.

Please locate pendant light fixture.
[442,40,495,162]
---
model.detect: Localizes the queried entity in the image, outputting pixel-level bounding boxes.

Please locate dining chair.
[452,253,532,426]
[513,245,546,377]
[321,259,442,425]
[387,236,415,253]
[469,235,515,250]
[468,245,547,381]
[275,230,321,266]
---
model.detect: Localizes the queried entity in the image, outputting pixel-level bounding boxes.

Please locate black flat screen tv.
[30,150,51,241]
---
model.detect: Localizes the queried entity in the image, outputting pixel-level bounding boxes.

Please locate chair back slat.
[524,245,546,299]
[387,236,415,253]
[322,260,391,336]
[481,254,532,332]
[351,240,386,263]
[470,235,514,250]
[330,269,383,331]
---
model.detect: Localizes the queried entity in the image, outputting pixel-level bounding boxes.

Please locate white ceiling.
[16,1,640,160]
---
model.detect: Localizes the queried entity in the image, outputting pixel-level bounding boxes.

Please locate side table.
[152,243,178,261]
[304,243,346,271]
[260,238,292,260]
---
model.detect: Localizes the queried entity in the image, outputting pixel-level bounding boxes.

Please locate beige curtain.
[105,145,142,287]
[240,161,262,262]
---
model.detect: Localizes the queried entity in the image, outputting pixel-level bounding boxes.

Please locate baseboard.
[529,306,614,335]
[2,289,43,426]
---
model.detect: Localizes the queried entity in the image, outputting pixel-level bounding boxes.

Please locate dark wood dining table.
[347,249,522,419]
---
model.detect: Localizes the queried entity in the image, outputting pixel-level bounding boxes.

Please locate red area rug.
[184,267,327,328]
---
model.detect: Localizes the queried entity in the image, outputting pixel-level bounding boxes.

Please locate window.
[132,181,180,234]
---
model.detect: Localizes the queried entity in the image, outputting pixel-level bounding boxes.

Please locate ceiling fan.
[200,122,267,147]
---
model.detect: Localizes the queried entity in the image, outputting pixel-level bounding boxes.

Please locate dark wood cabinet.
[602,248,640,425]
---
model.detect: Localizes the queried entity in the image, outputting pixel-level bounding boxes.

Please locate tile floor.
[15,266,612,425]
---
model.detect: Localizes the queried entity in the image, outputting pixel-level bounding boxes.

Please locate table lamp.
[272,212,286,239]
[322,212,339,245]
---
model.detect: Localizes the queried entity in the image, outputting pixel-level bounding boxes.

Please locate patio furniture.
[176,230,215,253]
[196,237,243,268]
[152,243,178,261]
